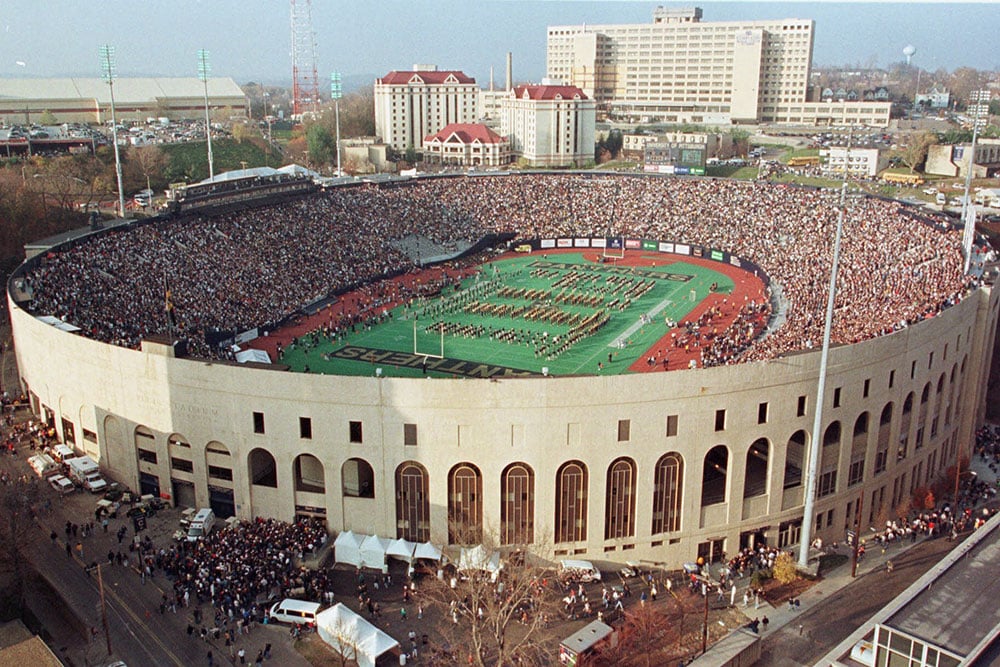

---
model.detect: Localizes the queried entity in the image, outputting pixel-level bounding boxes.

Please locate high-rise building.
[546,6,891,127]
[374,66,480,151]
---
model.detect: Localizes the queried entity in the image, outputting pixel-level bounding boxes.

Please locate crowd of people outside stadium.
[23,175,974,364]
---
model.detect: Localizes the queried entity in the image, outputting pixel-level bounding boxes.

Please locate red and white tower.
[290,0,320,117]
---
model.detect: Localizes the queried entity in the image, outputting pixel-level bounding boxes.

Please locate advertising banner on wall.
[540,239,556,249]
[591,238,607,248]
[574,238,590,247]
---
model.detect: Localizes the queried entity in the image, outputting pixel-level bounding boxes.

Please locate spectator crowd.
[23,175,974,364]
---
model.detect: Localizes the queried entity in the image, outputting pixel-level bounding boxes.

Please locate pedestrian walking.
[238,647,246,664]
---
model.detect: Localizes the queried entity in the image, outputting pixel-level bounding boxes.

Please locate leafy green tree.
[305,124,337,168]
[728,128,751,157]
[38,109,57,125]
[403,145,420,165]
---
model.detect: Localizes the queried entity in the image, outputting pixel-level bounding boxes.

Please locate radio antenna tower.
[290,0,320,118]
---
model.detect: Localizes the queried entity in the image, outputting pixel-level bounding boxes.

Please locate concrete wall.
[11,278,998,567]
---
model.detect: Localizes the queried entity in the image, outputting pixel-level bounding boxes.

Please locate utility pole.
[97,564,113,656]
[851,492,864,578]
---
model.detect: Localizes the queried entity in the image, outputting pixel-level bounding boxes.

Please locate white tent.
[359,534,392,571]
[334,530,364,568]
[317,603,399,667]
[386,538,417,564]
[235,348,271,364]
[458,545,502,579]
[413,541,442,563]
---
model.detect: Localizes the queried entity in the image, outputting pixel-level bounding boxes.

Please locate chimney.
[489,66,494,92]
[505,52,512,92]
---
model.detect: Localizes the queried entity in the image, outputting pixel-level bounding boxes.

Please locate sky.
[0,1,997,90]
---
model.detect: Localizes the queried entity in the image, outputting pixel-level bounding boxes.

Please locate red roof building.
[374,67,480,152]
[500,85,596,167]
[422,123,512,167]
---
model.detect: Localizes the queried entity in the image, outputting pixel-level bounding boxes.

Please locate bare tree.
[418,527,559,667]
[0,476,42,610]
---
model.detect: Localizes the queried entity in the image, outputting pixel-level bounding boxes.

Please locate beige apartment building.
[500,85,596,167]
[546,6,890,127]
[374,66,480,152]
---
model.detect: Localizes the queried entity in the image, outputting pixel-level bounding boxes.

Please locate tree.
[126,144,168,195]
[306,123,337,169]
[0,477,42,614]
[588,604,674,666]
[403,146,421,166]
[418,530,558,667]
[897,131,937,173]
[38,109,57,125]
[728,128,751,157]
[771,551,798,585]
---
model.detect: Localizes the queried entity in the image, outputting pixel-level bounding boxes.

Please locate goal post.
[413,319,445,359]
[602,236,625,262]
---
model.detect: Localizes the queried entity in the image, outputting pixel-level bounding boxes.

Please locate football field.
[279,253,734,378]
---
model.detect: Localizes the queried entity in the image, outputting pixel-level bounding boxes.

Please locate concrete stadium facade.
[8,194,1000,568]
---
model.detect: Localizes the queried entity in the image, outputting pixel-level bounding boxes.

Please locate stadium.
[8,172,999,567]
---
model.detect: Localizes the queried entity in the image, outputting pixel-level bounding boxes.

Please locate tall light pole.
[99,45,126,218]
[263,92,272,145]
[330,72,342,176]
[799,127,853,569]
[197,49,215,180]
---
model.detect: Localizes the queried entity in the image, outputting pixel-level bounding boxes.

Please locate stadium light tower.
[197,49,215,180]
[799,127,854,570]
[99,45,126,218]
[330,72,342,176]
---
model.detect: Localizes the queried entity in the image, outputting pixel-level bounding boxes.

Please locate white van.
[187,508,216,541]
[48,474,75,495]
[51,444,77,463]
[29,453,60,478]
[268,599,321,626]
[559,559,602,582]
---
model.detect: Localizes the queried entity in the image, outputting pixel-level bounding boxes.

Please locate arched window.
[783,430,807,489]
[701,446,729,507]
[849,412,869,486]
[899,393,914,461]
[652,453,683,535]
[875,403,892,475]
[248,448,277,487]
[743,439,769,499]
[294,454,325,493]
[342,458,374,498]
[501,463,534,546]
[605,458,636,540]
[395,462,429,542]
[819,422,841,497]
[448,463,482,545]
[555,461,588,544]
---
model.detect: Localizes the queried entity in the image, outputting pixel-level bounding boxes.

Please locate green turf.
[280,253,734,378]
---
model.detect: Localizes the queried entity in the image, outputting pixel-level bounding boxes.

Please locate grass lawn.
[280,253,734,379]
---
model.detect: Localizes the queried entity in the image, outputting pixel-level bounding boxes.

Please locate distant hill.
[160,138,285,183]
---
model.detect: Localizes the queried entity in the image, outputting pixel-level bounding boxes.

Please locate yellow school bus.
[881,172,925,186]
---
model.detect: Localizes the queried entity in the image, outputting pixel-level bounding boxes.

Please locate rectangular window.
[757,402,768,425]
[889,370,895,388]
[299,417,312,440]
[815,512,823,529]
[666,415,678,437]
[714,409,726,432]
[253,411,265,434]
[797,395,807,417]
[833,387,842,408]
[910,360,916,379]
[137,449,158,464]
[863,378,871,398]
[404,423,418,446]
[818,470,837,497]
[849,459,864,486]
[618,419,631,442]
[83,429,98,443]
[349,421,363,444]
[171,457,194,473]
[208,465,233,482]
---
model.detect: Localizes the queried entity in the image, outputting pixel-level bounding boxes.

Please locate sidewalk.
[742,450,1000,637]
